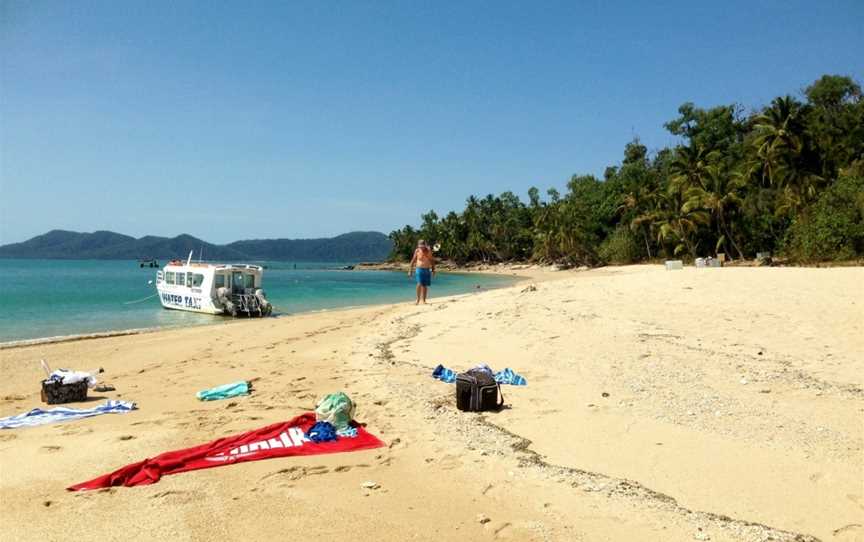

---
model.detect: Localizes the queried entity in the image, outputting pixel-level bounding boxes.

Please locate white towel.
[0,400,136,429]
[46,369,97,387]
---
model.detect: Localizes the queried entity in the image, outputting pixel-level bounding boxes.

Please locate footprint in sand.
[0,434,17,442]
[492,522,513,538]
[130,419,164,427]
[437,454,462,471]
[833,524,862,537]
[60,427,94,436]
[150,490,200,504]
[41,445,62,452]
[377,456,394,467]
[118,435,135,441]
[261,465,330,481]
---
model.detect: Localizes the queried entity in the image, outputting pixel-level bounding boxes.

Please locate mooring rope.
[123,293,159,305]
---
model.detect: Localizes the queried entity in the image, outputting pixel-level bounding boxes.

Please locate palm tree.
[752,96,823,215]
[753,96,803,184]
[620,184,657,258]
[652,181,710,257]
[682,163,745,259]
[669,145,718,189]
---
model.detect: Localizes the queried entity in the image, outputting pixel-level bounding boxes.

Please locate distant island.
[0,230,393,262]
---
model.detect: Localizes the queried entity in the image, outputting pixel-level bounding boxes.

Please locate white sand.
[1,265,861,541]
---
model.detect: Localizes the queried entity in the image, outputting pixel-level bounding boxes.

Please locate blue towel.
[306,421,338,443]
[196,381,250,401]
[432,364,527,386]
[494,367,527,386]
[432,364,458,383]
[0,400,137,429]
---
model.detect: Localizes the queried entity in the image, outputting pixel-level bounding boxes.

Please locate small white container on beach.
[665,260,684,271]
[695,258,706,268]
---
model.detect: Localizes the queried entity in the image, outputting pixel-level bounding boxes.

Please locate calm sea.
[0,259,515,343]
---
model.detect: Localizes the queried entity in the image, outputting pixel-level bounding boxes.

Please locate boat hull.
[156,287,225,315]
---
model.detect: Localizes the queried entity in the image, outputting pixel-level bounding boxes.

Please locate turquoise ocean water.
[0,260,515,343]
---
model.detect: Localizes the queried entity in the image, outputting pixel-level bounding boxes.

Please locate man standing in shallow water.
[409,239,436,304]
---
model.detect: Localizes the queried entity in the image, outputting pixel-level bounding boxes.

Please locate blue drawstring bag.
[306,421,338,443]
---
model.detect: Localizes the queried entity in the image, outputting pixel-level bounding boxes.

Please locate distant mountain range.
[0,230,393,262]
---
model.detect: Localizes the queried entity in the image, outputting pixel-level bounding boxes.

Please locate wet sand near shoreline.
[1,265,861,541]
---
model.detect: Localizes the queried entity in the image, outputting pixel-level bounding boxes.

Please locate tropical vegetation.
[389,75,864,265]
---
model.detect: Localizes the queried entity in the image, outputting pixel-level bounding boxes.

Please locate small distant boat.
[138,258,159,268]
[155,251,272,317]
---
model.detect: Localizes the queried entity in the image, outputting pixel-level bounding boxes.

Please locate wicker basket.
[41,380,88,404]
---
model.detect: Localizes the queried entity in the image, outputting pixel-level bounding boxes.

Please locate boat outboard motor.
[255,289,272,316]
[216,287,236,315]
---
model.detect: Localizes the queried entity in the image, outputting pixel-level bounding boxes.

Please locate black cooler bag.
[456,369,503,412]
[41,380,88,404]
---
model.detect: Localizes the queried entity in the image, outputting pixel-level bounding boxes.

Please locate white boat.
[155,252,272,317]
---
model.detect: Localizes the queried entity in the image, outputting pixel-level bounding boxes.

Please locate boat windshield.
[231,272,256,291]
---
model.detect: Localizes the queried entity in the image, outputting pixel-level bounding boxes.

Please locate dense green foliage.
[390,75,864,265]
[0,230,393,262]
[783,175,864,262]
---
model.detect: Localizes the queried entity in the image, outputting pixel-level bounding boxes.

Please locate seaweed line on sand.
[460,405,820,542]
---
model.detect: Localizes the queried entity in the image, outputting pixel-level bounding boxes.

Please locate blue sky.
[1,1,862,244]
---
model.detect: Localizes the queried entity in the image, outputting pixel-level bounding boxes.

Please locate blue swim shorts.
[415,268,432,286]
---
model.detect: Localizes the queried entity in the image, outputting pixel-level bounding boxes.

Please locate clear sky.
[1,1,862,244]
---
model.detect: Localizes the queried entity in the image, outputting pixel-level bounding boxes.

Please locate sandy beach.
[1,265,862,541]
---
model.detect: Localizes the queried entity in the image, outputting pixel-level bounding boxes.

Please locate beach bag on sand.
[315,392,356,431]
[41,380,88,405]
[456,369,503,412]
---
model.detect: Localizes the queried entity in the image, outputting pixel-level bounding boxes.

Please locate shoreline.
[0,268,534,350]
[4,257,850,350]
[354,260,575,273]
[0,325,171,350]
[355,258,864,271]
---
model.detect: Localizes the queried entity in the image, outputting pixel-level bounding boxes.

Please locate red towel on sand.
[68,413,384,491]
